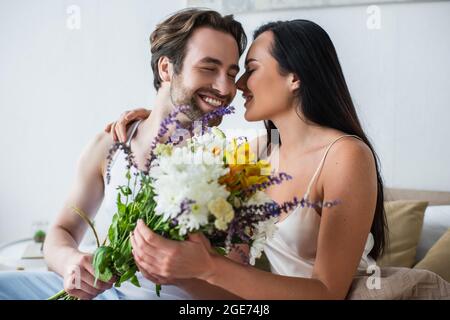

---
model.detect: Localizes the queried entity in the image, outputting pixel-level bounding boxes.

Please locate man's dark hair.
[150,8,247,90]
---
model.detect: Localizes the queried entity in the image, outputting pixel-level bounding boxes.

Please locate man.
[0,8,247,300]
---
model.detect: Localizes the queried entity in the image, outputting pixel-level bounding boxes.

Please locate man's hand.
[104,108,151,143]
[63,251,115,300]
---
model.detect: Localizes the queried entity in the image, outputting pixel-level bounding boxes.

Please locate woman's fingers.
[133,222,158,248]
[134,256,163,283]
[135,219,170,250]
[128,108,151,121]
[117,120,127,143]
[133,247,157,274]
[110,122,118,142]
[104,122,112,133]
[133,250,171,284]
[117,110,135,142]
[130,232,159,263]
[106,108,150,143]
[188,232,212,250]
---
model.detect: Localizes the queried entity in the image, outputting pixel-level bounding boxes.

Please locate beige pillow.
[414,228,450,282]
[377,200,428,268]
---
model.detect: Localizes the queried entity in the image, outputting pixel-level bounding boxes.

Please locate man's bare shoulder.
[77,131,115,179]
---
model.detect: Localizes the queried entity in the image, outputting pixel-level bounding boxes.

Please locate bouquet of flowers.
[49,105,337,300]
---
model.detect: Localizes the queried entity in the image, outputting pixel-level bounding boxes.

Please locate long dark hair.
[255,20,387,260]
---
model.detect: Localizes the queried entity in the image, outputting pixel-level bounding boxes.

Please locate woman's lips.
[244,95,253,107]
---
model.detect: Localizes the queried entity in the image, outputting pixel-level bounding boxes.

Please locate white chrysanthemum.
[188,130,226,158]
[246,191,276,216]
[247,191,273,206]
[249,236,265,266]
[149,140,230,235]
[248,217,278,265]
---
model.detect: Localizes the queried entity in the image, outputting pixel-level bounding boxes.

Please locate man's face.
[169,27,240,122]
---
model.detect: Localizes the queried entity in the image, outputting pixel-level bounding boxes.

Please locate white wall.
[1,0,449,243]
[226,0,450,191]
[0,0,184,243]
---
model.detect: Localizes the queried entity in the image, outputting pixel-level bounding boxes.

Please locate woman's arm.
[131,138,378,299]
[203,139,378,299]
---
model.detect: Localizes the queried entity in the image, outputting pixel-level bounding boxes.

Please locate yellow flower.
[219,139,271,192]
[208,198,234,231]
[154,143,173,157]
[214,218,228,231]
[211,146,222,156]
[208,198,235,223]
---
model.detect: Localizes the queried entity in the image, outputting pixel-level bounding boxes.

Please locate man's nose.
[211,74,235,98]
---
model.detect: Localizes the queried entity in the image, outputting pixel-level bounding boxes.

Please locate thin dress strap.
[304,134,362,200]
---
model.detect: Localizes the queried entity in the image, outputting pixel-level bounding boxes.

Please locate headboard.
[385,188,450,206]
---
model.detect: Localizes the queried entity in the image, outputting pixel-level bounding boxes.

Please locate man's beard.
[169,76,222,126]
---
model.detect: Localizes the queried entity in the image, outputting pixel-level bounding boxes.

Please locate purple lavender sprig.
[243,172,293,196]
[144,105,191,173]
[144,105,235,172]
[106,142,137,185]
[222,197,341,260]
[174,198,195,223]
[236,197,341,218]
[195,105,235,134]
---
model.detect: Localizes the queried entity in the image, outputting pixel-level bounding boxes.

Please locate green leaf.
[130,275,141,287]
[98,267,113,283]
[118,203,126,215]
[92,246,114,286]
[108,214,119,243]
[118,186,132,196]
[117,267,135,284]
[214,246,227,256]
[155,284,161,297]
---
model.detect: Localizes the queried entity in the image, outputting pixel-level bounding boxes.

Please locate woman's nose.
[236,73,248,92]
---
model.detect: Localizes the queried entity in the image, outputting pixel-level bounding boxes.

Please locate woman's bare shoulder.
[319,135,377,188]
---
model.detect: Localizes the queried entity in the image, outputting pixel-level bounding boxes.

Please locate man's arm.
[43,131,115,299]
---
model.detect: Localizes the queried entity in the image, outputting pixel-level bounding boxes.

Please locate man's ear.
[288,73,300,92]
[158,56,173,83]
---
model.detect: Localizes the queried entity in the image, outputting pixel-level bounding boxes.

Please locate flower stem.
[47,289,67,300]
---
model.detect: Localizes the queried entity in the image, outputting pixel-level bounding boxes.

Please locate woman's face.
[237,31,298,122]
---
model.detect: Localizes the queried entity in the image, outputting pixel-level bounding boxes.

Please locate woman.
[108,20,449,299]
